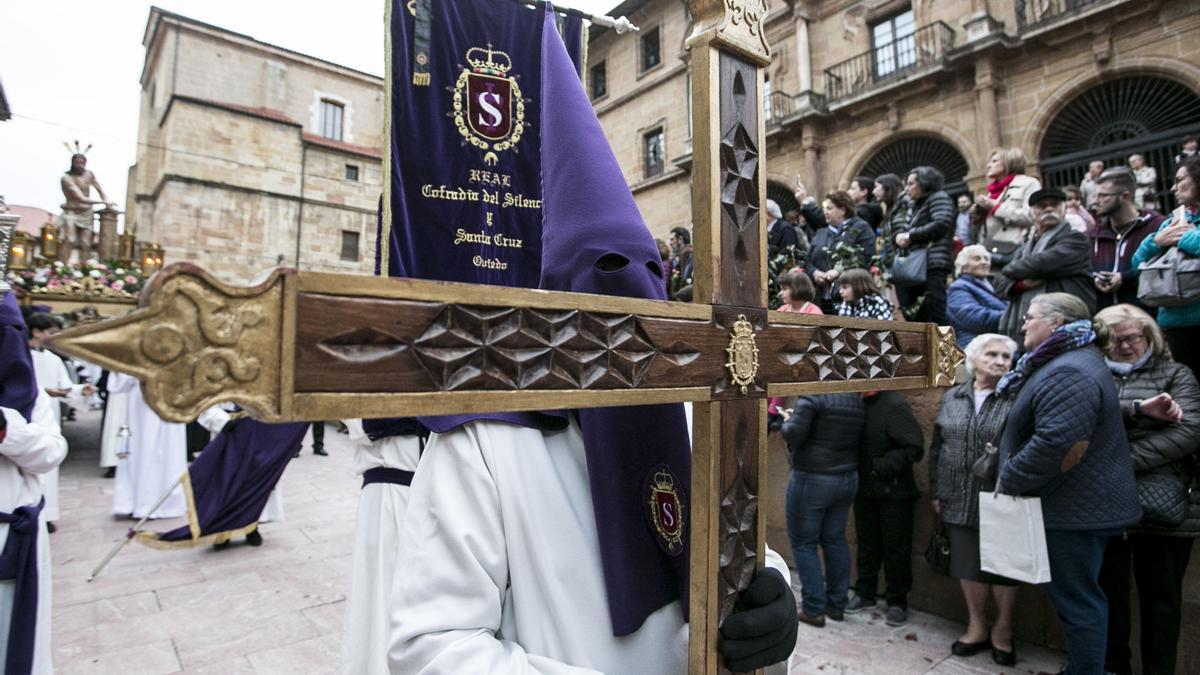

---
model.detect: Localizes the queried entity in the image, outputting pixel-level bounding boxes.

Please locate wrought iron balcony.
[1015,0,1107,31]
[764,91,794,128]
[823,21,955,104]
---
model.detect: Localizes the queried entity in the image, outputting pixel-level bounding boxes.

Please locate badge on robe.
[646,466,685,556]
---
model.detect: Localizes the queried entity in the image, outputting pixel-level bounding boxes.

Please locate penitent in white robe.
[108,373,186,519]
[341,419,422,675]
[387,418,789,675]
[29,349,86,522]
[0,394,68,674]
[98,390,129,469]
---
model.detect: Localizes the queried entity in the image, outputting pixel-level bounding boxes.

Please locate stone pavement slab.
[50,410,1067,673]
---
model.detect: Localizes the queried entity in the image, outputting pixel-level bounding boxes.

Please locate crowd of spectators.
[760,138,1200,675]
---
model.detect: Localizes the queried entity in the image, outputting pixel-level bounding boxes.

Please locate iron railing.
[764,91,794,128]
[823,21,954,104]
[1015,0,1105,31]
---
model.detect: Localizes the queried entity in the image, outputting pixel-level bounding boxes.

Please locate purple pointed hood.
[538,5,692,637]
[0,292,37,422]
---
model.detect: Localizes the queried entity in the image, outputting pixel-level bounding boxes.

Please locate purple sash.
[0,497,44,675]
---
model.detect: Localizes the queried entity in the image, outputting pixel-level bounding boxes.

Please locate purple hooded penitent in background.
[138,419,309,546]
[0,291,37,422]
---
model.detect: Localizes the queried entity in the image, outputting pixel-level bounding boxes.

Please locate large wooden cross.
[51,2,963,673]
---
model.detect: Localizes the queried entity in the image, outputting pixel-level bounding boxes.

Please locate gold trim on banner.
[380,0,394,277]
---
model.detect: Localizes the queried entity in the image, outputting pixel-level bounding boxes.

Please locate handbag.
[924,517,952,576]
[1136,472,1189,526]
[1137,246,1200,307]
[970,415,1008,490]
[890,245,928,287]
[979,492,1052,584]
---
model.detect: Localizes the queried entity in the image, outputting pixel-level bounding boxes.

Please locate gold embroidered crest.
[646,468,685,556]
[451,46,525,166]
[725,314,759,394]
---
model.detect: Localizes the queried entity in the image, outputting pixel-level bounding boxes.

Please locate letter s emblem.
[477,91,503,128]
[661,501,675,528]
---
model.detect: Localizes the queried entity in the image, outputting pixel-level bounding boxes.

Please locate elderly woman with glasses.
[947,245,1008,348]
[995,293,1140,675]
[927,333,1020,666]
[1093,304,1200,675]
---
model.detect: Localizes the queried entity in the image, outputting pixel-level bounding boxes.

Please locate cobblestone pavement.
[48,410,1065,674]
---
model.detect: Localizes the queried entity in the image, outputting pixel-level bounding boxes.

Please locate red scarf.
[986,173,1016,216]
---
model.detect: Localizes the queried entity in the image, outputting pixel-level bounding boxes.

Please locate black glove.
[221,419,237,436]
[718,566,798,672]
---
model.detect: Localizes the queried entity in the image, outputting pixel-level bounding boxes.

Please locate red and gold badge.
[645,466,685,556]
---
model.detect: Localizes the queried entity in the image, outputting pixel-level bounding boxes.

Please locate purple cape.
[139,419,308,546]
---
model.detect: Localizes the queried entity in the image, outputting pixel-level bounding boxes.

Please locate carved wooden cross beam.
[50,2,965,673]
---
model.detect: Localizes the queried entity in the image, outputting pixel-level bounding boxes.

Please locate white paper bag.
[978,491,1052,584]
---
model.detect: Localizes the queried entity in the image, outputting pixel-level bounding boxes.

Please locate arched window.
[857,136,971,196]
[1039,76,1200,211]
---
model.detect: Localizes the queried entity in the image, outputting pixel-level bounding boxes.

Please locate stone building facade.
[127,8,384,282]
[590,0,1200,241]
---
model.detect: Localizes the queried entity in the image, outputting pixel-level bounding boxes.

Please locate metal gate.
[1038,76,1200,212]
[857,136,971,197]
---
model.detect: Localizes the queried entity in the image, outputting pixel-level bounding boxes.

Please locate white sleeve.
[197,406,232,435]
[1,400,68,475]
[388,426,598,675]
[341,419,369,444]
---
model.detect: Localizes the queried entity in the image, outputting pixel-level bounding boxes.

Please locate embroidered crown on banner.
[466,46,512,76]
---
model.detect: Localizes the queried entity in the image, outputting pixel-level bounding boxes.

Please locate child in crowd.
[836,268,894,321]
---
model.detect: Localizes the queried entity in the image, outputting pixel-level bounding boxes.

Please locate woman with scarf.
[975,148,1041,267]
[1131,154,1200,379]
[807,191,876,313]
[1093,303,1200,675]
[995,293,1141,675]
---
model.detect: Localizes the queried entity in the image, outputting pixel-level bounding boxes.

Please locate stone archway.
[1037,74,1200,211]
[856,135,971,196]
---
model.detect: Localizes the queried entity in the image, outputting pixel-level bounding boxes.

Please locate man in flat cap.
[994,186,1097,345]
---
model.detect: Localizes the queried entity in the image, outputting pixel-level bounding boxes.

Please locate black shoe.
[46,522,57,534]
[313,447,328,456]
[213,539,231,550]
[797,610,825,628]
[245,529,263,546]
[827,608,845,622]
[992,644,1017,666]
[951,639,991,657]
[103,467,115,478]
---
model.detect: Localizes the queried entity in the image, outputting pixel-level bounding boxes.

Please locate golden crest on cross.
[724,314,759,394]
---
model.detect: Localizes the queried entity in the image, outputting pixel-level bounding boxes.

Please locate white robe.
[29,349,85,522]
[342,419,422,675]
[195,405,284,523]
[0,394,68,674]
[108,373,186,519]
[387,418,789,674]
[98,391,129,469]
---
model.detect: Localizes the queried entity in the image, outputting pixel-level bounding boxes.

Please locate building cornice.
[135,173,378,215]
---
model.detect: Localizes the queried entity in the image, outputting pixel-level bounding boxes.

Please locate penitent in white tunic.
[195,406,284,523]
[387,418,788,675]
[0,394,68,674]
[29,349,85,522]
[341,419,423,675]
[108,373,187,519]
[98,390,129,469]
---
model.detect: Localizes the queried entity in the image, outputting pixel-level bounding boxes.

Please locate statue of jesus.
[59,153,113,263]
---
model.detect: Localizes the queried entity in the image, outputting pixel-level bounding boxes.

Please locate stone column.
[97,207,120,261]
[801,121,823,196]
[793,5,811,93]
[974,56,1001,155]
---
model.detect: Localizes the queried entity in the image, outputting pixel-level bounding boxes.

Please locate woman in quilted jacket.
[928,333,1019,666]
[1094,304,1200,675]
